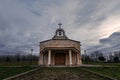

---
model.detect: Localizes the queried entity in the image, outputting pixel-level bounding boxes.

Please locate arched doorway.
[55,53,65,65]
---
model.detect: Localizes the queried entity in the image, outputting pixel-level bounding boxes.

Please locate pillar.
[38,53,43,65]
[41,53,43,65]
[48,50,51,66]
[77,53,80,65]
[69,50,72,65]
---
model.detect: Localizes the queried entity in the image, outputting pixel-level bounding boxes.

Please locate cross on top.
[58,22,62,28]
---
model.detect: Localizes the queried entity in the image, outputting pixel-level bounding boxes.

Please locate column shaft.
[77,53,80,65]
[48,50,51,66]
[40,53,43,65]
[69,50,72,65]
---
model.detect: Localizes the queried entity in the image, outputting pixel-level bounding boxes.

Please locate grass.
[0,62,120,80]
[84,62,120,67]
[0,61,38,67]
[0,66,35,80]
[10,67,111,80]
[83,66,120,80]
[82,62,120,80]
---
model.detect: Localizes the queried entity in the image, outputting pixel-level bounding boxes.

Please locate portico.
[38,23,82,66]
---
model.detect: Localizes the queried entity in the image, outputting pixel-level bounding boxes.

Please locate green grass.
[83,64,120,80]
[0,67,35,80]
[82,62,120,79]
[0,61,38,67]
[0,61,37,79]
[0,62,120,80]
[85,62,120,67]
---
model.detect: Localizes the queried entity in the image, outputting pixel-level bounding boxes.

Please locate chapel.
[38,23,82,66]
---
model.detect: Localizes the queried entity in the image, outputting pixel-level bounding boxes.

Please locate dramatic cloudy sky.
[0,0,120,55]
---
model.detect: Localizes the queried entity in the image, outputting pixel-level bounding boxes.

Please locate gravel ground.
[10,67,110,80]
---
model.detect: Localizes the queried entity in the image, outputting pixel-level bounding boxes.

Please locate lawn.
[85,62,120,67]
[10,67,112,80]
[0,62,119,80]
[83,66,120,80]
[0,61,38,67]
[82,62,120,80]
[0,67,35,80]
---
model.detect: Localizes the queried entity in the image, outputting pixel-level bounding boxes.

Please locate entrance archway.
[55,53,65,65]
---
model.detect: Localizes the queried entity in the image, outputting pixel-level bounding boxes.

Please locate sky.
[0,0,120,55]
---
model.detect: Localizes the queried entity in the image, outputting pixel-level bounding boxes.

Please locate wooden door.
[55,53,65,65]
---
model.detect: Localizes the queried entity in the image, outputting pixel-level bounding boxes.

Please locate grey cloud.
[88,32,120,53]
[0,0,120,55]
[100,32,120,45]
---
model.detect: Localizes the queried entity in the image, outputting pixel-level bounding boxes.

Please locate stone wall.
[40,39,80,51]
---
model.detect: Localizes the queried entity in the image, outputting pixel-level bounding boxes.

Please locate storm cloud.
[0,0,120,55]
[100,32,120,51]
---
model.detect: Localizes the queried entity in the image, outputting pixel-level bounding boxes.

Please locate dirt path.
[7,67,112,80]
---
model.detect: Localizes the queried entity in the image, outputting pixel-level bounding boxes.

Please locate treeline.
[0,54,39,62]
[82,50,120,63]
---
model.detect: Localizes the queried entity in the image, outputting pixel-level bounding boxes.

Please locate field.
[85,62,120,67]
[83,63,120,80]
[0,67,35,80]
[0,61,38,67]
[0,61,37,80]
[0,62,120,80]
[83,67,120,80]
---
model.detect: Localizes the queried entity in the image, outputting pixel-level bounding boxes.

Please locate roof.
[40,39,80,43]
[40,23,80,43]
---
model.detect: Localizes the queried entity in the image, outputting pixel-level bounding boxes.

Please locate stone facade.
[38,23,82,66]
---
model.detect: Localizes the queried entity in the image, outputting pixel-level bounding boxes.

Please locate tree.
[113,56,119,62]
[15,53,21,62]
[6,56,10,62]
[109,54,114,62]
[21,55,26,61]
[90,51,104,62]
[98,56,105,62]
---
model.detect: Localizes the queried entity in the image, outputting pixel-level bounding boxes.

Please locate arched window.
[56,30,64,36]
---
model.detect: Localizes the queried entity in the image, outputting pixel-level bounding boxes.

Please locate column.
[48,50,51,66]
[40,53,43,65]
[69,50,72,65]
[77,53,80,65]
